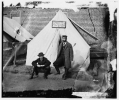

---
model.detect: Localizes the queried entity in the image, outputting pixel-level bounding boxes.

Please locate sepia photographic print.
[2,0,117,98]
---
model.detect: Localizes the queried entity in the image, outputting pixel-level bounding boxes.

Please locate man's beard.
[63,40,67,42]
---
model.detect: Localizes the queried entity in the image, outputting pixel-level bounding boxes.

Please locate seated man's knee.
[32,62,37,66]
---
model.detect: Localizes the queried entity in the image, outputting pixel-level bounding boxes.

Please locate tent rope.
[15,12,29,39]
[44,28,59,55]
[87,9,98,39]
[68,17,98,40]
[19,12,30,30]
[88,9,96,32]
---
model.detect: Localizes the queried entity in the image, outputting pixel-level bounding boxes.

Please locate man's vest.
[60,42,66,56]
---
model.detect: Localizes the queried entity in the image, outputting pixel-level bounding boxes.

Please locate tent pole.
[13,45,17,66]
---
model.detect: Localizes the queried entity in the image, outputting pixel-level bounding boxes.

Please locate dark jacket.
[32,57,51,67]
[57,41,73,68]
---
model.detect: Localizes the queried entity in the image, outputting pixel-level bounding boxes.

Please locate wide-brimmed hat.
[38,52,44,56]
[62,35,67,37]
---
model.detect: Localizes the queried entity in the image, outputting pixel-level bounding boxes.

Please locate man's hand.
[37,65,41,67]
[40,65,45,67]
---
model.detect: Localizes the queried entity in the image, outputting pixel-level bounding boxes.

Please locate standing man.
[30,52,51,79]
[53,35,73,80]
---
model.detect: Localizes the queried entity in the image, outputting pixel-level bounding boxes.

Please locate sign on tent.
[52,21,66,28]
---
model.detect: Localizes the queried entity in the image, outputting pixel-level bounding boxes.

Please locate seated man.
[30,52,51,79]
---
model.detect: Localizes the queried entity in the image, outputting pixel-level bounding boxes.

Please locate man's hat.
[62,35,67,37]
[38,52,44,56]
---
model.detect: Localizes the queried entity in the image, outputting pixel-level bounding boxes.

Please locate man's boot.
[29,66,36,79]
[43,68,51,79]
[43,73,48,79]
[62,68,68,80]
[30,74,34,79]
[47,67,51,75]
[54,67,60,75]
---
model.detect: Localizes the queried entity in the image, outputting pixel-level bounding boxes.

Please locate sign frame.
[52,21,66,28]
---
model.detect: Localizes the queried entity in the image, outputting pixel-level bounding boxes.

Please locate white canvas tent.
[3,16,34,42]
[26,10,90,70]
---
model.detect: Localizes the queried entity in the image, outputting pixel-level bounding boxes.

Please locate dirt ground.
[2,63,108,92]
[3,72,75,92]
[3,65,76,92]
